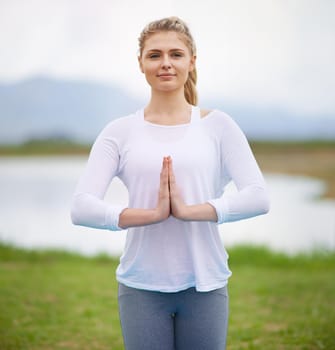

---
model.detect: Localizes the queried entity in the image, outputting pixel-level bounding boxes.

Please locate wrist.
[153,207,170,223]
[118,208,167,228]
[175,203,218,222]
[172,204,189,221]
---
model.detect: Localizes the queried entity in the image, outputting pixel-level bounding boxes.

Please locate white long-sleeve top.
[71,106,270,292]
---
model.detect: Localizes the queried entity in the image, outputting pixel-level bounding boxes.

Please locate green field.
[1,244,335,350]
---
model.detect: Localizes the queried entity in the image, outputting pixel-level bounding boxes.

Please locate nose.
[161,54,172,69]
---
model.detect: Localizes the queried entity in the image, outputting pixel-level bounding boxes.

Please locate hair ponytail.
[138,16,198,106]
[184,68,197,106]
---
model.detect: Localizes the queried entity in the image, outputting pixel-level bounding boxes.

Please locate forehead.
[143,31,189,52]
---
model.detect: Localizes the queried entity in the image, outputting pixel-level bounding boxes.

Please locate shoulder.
[98,110,140,138]
[200,109,213,118]
[199,108,248,143]
[200,108,240,129]
[200,108,232,120]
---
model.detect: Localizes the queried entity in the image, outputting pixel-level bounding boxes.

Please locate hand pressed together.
[119,156,217,229]
[155,156,188,221]
[154,156,171,221]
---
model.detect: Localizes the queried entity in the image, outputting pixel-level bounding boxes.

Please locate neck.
[145,89,192,125]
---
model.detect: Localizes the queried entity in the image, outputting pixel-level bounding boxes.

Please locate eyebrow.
[145,48,186,53]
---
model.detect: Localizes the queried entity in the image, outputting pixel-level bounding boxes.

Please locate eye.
[172,52,183,58]
[148,53,160,59]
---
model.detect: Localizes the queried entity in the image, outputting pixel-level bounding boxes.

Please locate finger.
[160,157,169,187]
[167,156,172,173]
[161,157,167,173]
[164,157,170,176]
[168,157,176,184]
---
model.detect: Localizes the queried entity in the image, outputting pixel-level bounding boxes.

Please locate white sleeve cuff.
[207,198,229,224]
[105,205,126,231]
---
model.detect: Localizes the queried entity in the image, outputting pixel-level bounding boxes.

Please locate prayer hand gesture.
[155,157,172,222]
[119,156,217,228]
[156,156,217,222]
[156,156,187,220]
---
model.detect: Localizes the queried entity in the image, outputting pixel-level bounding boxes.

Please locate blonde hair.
[138,16,198,106]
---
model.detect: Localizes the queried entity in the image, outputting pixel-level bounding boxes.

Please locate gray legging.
[118,283,229,350]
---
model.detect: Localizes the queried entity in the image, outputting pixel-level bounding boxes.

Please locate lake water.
[0,156,334,256]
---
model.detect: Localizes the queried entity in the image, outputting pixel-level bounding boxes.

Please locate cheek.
[176,63,192,79]
[142,65,158,85]
[142,63,158,75]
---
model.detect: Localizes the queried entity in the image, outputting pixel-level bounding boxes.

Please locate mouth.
[157,73,176,77]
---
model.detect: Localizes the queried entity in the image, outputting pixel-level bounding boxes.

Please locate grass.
[1,244,335,349]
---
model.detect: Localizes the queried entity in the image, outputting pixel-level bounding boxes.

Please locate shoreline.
[1,141,334,198]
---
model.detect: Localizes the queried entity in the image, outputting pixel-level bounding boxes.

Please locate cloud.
[0,0,334,118]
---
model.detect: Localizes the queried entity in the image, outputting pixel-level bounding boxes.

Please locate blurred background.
[0,0,334,256]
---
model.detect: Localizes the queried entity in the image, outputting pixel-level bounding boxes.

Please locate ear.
[138,56,144,73]
[189,55,197,72]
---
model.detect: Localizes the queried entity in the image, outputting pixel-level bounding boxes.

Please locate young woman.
[71,16,270,350]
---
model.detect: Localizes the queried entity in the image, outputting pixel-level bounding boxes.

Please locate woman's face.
[139,31,195,94]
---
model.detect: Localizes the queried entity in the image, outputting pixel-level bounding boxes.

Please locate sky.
[0,0,334,119]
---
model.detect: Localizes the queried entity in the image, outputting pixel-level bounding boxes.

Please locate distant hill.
[0,76,334,144]
[0,76,143,144]
[208,101,335,141]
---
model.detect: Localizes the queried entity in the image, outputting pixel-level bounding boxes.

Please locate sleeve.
[70,124,126,231]
[207,115,270,224]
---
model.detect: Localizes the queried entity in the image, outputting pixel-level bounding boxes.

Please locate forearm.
[208,185,270,224]
[176,202,218,222]
[118,208,167,229]
[71,193,124,231]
